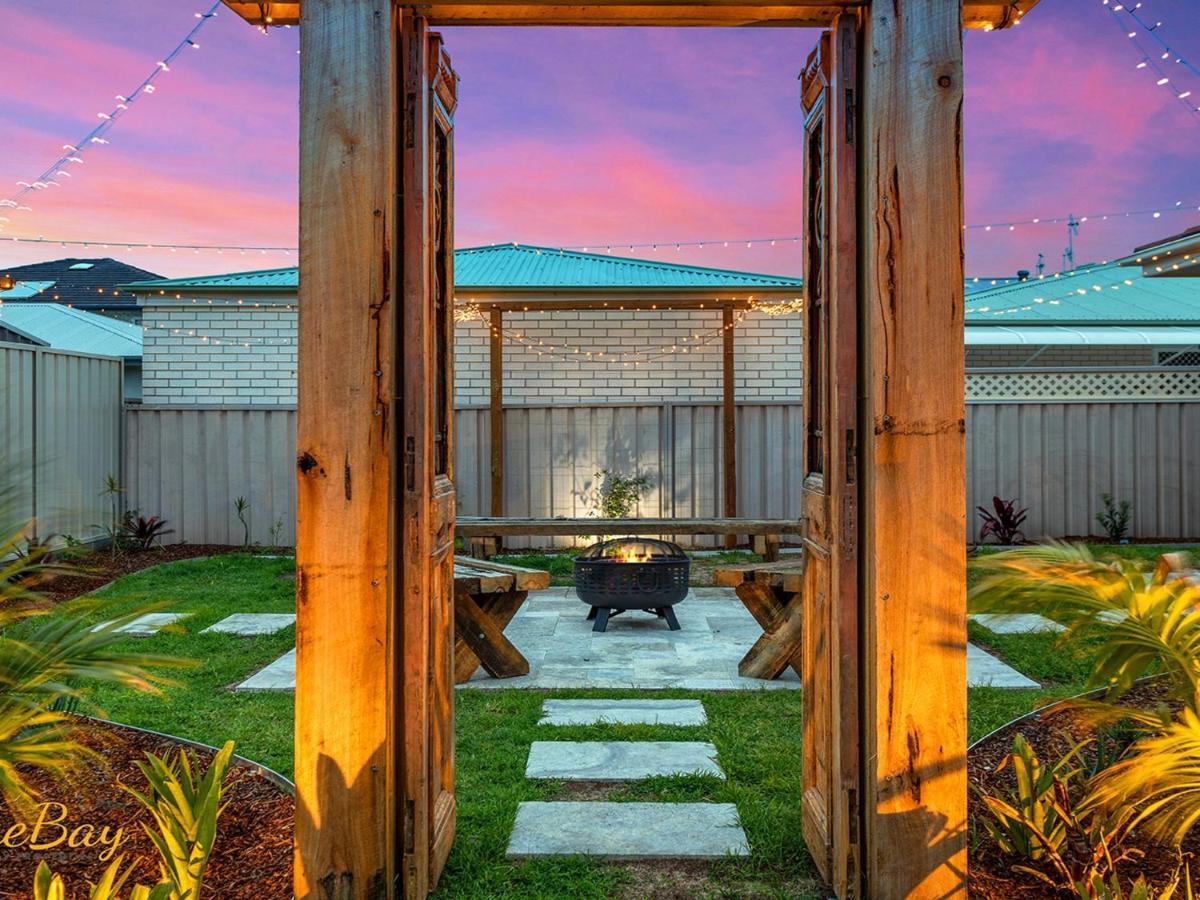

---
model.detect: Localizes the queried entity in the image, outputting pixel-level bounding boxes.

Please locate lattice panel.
[967,369,1200,403]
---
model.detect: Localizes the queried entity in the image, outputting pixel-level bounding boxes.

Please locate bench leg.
[734,582,803,679]
[470,536,500,559]
[752,535,781,561]
[454,588,529,683]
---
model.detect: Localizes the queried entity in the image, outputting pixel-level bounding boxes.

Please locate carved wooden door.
[799,16,861,898]
[398,18,458,898]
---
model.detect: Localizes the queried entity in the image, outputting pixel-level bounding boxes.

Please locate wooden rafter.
[223,0,1036,29]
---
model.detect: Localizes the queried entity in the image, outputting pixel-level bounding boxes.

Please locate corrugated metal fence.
[1,342,123,541]
[123,399,1200,546]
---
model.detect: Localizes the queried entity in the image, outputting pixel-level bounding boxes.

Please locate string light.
[0,2,223,227]
[1,235,293,255]
[1099,0,1200,123]
[1103,0,1200,80]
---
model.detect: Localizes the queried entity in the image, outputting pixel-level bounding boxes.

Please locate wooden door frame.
[253,0,1023,896]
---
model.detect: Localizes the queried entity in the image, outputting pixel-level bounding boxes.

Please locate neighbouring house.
[0,302,143,400]
[0,257,161,323]
[1118,224,1200,279]
[962,260,1200,400]
[123,244,807,407]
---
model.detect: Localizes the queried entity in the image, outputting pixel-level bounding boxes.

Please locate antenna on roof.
[1062,215,1079,271]
[1036,253,1045,277]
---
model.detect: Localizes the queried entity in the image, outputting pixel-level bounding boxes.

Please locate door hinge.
[844,87,855,145]
[404,798,416,854]
[405,436,416,491]
[845,428,856,485]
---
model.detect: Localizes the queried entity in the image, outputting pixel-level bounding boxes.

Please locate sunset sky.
[0,0,1196,279]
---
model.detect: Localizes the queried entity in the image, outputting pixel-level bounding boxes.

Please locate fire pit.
[574,538,690,632]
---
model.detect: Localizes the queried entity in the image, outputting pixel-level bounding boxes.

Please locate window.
[68,263,95,270]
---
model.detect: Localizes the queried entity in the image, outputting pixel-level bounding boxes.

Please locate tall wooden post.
[722,302,737,547]
[859,1,967,896]
[489,307,504,520]
[294,0,400,894]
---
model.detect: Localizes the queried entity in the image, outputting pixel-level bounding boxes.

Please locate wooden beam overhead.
[223,0,1036,29]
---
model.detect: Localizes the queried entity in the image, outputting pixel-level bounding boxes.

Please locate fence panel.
[0,343,122,541]
[122,397,1200,548]
[124,407,297,546]
[964,402,1200,542]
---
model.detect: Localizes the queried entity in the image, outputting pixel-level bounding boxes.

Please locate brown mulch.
[969,680,1195,898]
[0,717,292,899]
[33,545,260,605]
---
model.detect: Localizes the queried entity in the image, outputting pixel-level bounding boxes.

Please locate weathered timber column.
[489,307,504,520]
[859,1,967,896]
[295,1,400,895]
[722,302,737,548]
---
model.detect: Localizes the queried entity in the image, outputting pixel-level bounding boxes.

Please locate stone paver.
[539,699,707,726]
[91,613,190,636]
[232,588,1043,691]
[234,648,296,691]
[526,740,724,780]
[967,643,1039,688]
[971,613,1063,634]
[506,801,749,859]
[203,613,296,636]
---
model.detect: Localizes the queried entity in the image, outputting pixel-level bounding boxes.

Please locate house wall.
[140,299,297,405]
[139,295,804,405]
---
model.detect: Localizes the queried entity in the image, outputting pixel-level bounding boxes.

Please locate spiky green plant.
[31,742,236,898]
[970,542,1200,859]
[122,741,235,899]
[0,479,184,811]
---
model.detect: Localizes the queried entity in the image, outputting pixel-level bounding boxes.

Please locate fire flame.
[611,544,653,563]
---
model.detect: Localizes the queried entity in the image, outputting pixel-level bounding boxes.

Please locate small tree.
[591,469,651,519]
[1095,493,1132,543]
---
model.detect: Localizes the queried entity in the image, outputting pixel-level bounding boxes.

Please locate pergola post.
[858,1,967,896]
[489,307,504,523]
[722,302,737,548]
[294,0,401,894]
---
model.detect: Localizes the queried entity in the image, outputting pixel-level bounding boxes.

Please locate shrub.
[977,496,1028,545]
[1096,493,1133,543]
[590,469,651,519]
[122,512,174,551]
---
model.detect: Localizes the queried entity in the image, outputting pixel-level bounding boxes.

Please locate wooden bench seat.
[457,516,804,561]
[452,556,549,684]
[713,557,807,680]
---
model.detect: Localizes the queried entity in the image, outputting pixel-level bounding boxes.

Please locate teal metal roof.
[0,302,142,358]
[453,244,803,290]
[965,262,1200,325]
[124,245,804,294]
[0,280,55,299]
[124,266,299,293]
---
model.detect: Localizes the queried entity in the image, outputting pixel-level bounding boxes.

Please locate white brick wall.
[141,301,298,406]
[140,298,805,406]
[452,309,803,405]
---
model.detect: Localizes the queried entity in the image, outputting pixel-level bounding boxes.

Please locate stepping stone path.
[235,648,296,691]
[539,698,707,726]
[507,801,749,860]
[526,740,724,781]
[971,613,1063,634]
[967,643,1039,689]
[91,612,191,636]
[506,698,749,861]
[203,613,296,635]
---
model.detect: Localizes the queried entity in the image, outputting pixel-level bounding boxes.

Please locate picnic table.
[713,556,807,680]
[457,516,803,561]
[453,556,550,685]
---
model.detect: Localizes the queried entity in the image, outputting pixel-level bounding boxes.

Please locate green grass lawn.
[38,543,1194,898]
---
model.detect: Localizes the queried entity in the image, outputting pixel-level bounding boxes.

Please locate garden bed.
[968,679,1191,898]
[0,716,293,900]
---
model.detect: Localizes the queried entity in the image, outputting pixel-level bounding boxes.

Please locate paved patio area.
[232,587,1039,692]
